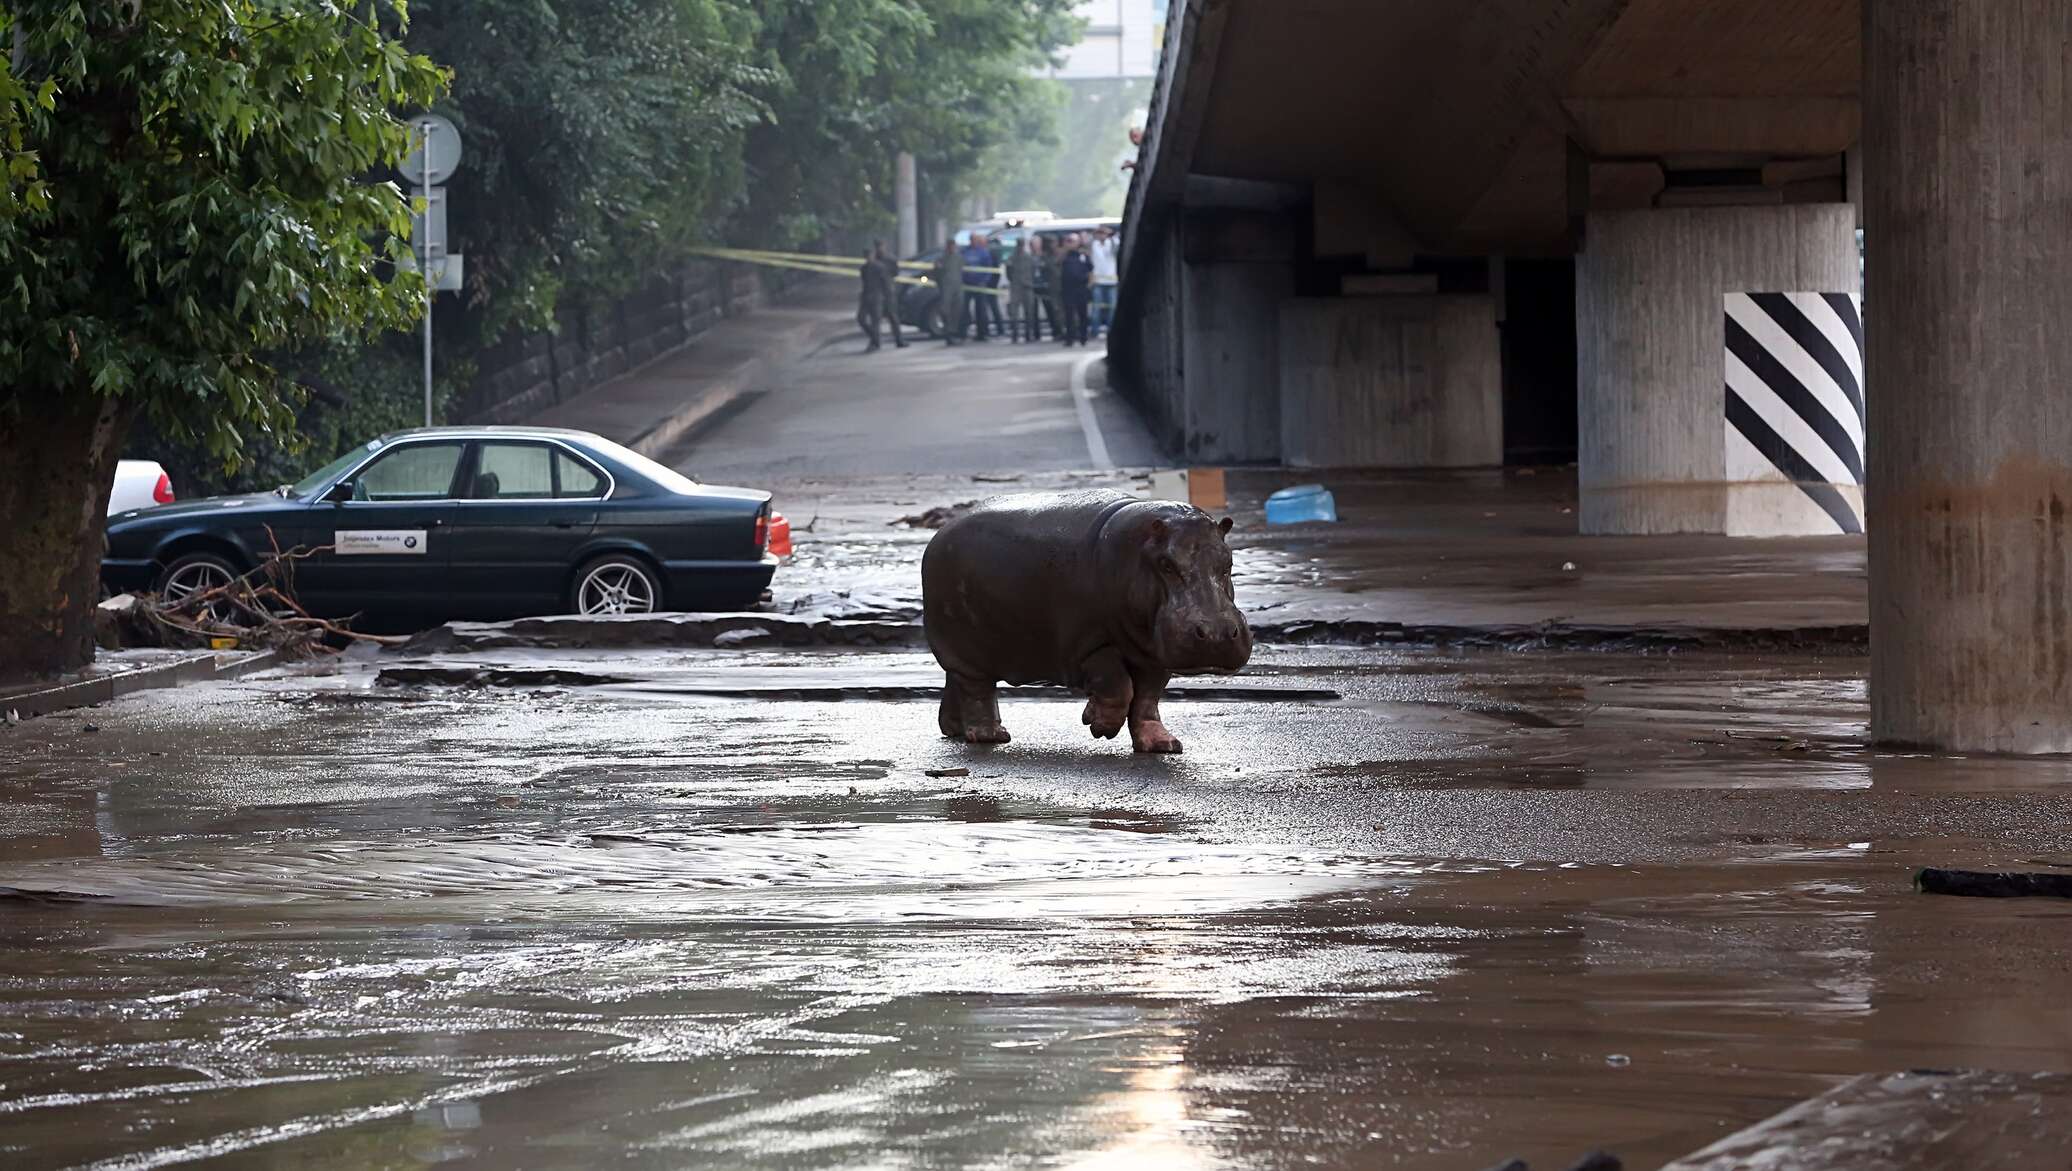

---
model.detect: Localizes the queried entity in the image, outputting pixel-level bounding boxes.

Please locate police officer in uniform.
[858,240,905,351]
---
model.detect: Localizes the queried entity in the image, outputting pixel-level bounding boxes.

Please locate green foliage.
[4,0,1081,492]
[0,1,447,468]
[401,0,771,344]
[734,0,1081,246]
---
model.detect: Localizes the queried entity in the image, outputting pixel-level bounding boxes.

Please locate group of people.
[855,226,1122,353]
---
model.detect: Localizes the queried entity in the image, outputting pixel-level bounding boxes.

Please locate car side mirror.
[324,480,355,503]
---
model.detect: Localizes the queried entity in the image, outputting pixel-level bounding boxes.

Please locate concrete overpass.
[1109,0,2072,753]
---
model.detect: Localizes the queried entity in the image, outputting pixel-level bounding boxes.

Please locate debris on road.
[712,627,773,648]
[893,500,977,528]
[924,767,970,778]
[96,532,401,659]
[1915,867,2072,898]
[1265,483,1338,524]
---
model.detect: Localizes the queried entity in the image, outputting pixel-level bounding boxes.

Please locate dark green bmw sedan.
[101,426,779,621]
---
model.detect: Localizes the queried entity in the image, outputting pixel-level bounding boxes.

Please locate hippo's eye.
[1158,556,1182,579]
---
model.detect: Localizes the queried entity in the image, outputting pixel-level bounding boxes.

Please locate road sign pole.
[420,122,434,427]
[403,115,461,428]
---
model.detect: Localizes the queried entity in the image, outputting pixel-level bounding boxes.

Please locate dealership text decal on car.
[335,530,428,555]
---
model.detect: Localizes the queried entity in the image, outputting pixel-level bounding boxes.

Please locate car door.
[440,440,605,617]
[298,439,464,617]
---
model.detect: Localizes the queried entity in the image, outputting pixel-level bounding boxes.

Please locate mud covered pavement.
[6,642,2072,1169]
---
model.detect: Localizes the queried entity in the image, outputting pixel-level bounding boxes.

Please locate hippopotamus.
[921,490,1252,753]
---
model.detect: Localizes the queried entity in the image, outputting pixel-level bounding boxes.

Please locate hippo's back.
[922,490,1134,685]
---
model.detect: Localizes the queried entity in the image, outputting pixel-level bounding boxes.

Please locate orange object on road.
[767,512,793,558]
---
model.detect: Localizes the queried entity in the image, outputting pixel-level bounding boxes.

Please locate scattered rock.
[375,666,633,688]
[399,612,925,654]
[1916,867,2072,898]
[1561,561,1578,572]
[925,767,970,779]
[1605,1053,1631,1067]
[81,724,100,733]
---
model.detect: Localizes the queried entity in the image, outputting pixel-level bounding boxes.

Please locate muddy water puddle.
[6,647,2072,1166]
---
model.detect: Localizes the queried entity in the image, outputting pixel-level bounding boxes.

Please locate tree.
[734,0,1079,246]
[0,2,445,682]
[402,0,770,343]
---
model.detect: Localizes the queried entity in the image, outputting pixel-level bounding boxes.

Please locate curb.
[1,649,281,720]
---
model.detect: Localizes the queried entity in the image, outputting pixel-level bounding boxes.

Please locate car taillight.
[753,511,768,552]
[153,472,175,504]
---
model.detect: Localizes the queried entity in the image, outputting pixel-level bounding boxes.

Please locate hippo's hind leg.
[1078,648,1134,741]
[939,674,966,739]
[951,673,1010,744]
[1127,667,1182,753]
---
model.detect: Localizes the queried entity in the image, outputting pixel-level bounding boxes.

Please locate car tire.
[154,551,243,622]
[923,300,946,339]
[569,554,663,616]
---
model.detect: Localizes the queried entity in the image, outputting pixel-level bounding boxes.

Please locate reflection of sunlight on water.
[1068,1047,1210,1171]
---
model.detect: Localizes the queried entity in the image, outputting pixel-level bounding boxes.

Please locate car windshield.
[581,436,701,495]
[288,442,381,497]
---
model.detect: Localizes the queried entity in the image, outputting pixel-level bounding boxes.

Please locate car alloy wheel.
[575,559,658,615]
[156,554,243,625]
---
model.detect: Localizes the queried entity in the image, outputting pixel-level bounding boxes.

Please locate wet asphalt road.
[5,643,2072,1169]
[5,343,2071,1168]
[667,335,1160,483]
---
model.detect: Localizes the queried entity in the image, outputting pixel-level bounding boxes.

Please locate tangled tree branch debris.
[105,526,404,658]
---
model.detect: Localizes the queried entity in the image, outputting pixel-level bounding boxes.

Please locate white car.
[109,459,175,516]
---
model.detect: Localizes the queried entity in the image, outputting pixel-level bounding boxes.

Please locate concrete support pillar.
[1279,295,1501,467]
[895,153,918,258]
[1866,2,2072,753]
[1575,205,1859,535]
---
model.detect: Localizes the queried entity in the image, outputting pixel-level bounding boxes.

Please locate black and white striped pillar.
[1722,291,1866,535]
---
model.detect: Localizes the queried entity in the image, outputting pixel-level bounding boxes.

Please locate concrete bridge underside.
[1110,0,2072,753]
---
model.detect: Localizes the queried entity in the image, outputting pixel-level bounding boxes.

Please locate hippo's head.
[1134,508,1252,674]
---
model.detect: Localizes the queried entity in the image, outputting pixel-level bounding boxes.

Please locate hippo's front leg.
[1078,648,1134,740]
[1127,667,1181,753]
[950,672,1011,744]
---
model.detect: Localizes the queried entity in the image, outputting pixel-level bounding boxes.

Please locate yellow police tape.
[688,245,1011,294]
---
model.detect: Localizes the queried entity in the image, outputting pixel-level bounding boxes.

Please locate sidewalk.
[528,278,856,456]
[0,648,279,719]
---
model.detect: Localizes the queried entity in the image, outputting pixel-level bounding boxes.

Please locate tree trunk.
[0,395,130,684]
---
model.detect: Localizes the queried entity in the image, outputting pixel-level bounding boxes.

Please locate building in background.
[1044,0,1161,81]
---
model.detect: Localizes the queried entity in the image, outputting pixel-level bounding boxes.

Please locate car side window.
[555,451,605,498]
[472,442,555,500]
[354,442,464,502]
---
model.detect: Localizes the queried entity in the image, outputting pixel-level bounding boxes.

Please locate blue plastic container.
[1264,483,1338,524]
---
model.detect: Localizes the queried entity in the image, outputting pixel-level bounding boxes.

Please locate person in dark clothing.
[961,234,1001,341]
[935,235,964,345]
[858,240,905,352]
[1058,234,1095,347]
[1037,235,1064,342]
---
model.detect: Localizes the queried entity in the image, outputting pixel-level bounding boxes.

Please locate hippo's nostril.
[1191,623,1210,642]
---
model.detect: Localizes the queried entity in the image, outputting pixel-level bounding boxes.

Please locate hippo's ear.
[1218,516,1234,536]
